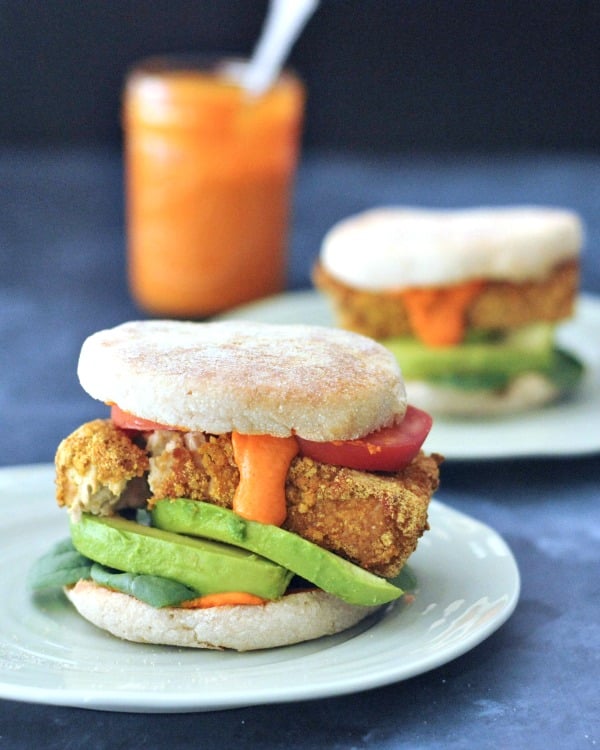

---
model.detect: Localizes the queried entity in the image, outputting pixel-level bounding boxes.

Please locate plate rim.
[0,464,520,713]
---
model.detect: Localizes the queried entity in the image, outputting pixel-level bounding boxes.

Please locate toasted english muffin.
[65,580,380,651]
[77,320,407,441]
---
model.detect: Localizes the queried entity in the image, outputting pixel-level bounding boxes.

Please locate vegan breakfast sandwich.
[29,320,441,651]
[314,206,584,416]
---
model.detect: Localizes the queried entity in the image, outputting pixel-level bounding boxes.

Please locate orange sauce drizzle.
[399,280,485,346]
[180,591,267,609]
[231,433,299,526]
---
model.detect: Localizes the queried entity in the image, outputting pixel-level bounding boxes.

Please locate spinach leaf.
[27,538,93,590]
[90,563,199,608]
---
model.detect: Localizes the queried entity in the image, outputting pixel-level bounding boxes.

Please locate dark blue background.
[2,0,599,152]
[0,2,599,748]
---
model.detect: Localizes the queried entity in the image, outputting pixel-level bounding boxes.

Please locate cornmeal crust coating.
[55,420,150,519]
[285,450,439,577]
[55,421,441,578]
[314,260,579,340]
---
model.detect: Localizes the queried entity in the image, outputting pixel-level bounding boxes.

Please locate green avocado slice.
[151,499,404,606]
[383,324,583,392]
[382,324,555,382]
[28,538,211,607]
[70,514,293,600]
[422,348,584,392]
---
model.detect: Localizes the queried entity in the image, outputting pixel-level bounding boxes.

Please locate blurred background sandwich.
[314,206,584,416]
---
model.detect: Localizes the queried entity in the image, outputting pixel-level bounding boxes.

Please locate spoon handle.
[242,0,319,96]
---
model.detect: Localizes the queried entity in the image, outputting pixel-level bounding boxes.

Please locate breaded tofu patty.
[56,419,441,578]
[314,258,579,340]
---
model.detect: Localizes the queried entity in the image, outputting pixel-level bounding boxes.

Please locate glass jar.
[123,55,305,317]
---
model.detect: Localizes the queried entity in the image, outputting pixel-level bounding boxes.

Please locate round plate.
[219,292,600,460]
[0,465,519,713]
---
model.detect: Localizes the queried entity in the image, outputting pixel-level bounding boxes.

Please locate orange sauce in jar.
[123,56,305,317]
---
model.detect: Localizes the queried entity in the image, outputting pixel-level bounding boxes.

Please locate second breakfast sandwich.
[314,206,584,416]
[34,320,441,651]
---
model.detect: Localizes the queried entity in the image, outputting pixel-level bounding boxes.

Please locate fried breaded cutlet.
[56,420,441,578]
[55,419,150,519]
[313,259,579,340]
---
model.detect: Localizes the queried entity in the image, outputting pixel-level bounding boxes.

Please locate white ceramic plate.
[0,464,519,713]
[219,292,600,460]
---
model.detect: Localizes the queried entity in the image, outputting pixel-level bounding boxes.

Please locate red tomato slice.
[110,405,178,432]
[296,405,432,472]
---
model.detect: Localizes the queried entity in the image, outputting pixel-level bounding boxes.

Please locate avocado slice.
[383,323,556,383]
[28,538,212,607]
[151,499,404,606]
[382,323,583,392]
[422,346,584,391]
[70,514,293,600]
